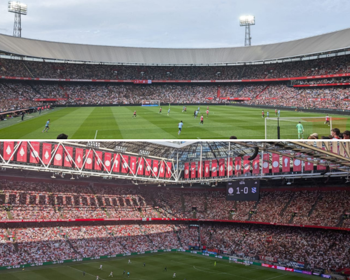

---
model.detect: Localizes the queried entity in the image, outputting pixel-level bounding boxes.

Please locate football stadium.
[0,140,350,280]
[1,28,350,139]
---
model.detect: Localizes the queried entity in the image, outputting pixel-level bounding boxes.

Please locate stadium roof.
[1,141,350,184]
[1,28,350,65]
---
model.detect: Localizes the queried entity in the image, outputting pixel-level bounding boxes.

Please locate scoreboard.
[226,180,260,201]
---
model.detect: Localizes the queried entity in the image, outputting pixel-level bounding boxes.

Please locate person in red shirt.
[262,110,265,118]
[206,110,209,117]
[324,115,330,126]
[200,115,204,125]
[159,107,162,114]
[133,111,137,117]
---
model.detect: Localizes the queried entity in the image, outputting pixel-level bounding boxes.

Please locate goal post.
[264,117,333,139]
[141,100,160,107]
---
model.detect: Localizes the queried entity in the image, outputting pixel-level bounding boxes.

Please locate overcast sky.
[0,0,349,48]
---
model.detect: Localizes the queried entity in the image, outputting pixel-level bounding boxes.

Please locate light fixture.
[70,175,75,180]
[51,174,56,179]
[158,184,161,187]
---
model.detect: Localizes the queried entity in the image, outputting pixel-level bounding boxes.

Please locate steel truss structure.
[1,141,350,184]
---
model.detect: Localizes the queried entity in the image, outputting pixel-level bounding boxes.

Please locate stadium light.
[8,1,27,37]
[239,15,255,46]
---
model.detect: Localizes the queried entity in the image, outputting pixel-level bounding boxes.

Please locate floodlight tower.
[8,1,27,37]
[239,15,255,46]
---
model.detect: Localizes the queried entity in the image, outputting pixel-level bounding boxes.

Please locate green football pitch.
[0,105,348,139]
[0,252,315,280]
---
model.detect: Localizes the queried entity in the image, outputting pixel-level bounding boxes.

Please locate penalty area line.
[94,130,98,139]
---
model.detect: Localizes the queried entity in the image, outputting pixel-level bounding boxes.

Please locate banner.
[53,145,63,166]
[104,152,112,172]
[112,154,120,173]
[16,141,27,162]
[94,151,103,171]
[121,155,129,173]
[191,162,196,178]
[243,156,250,174]
[42,143,52,165]
[228,158,233,176]
[252,155,260,174]
[272,154,279,173]
[145,158,152,176]
[84,149,93,170]
[3,141,14,161]
[282,155,290,173]
[152,160,159,177]
[63,146,74,168]
[204,161,210,177]
[184,162,190,179]
[262,154,269,173]
[235,157,241,176]
[75,148,84,168]
[166,162,172,178]
[219,159,225,176]
[211,160,218,177]
[159,161,165,178]
[29,142,40,164]
[137,157,144,175]
[293,155,302,172]
[129,156,137,175]
[197,161,203,178]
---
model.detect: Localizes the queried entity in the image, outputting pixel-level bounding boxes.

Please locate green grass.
[0,252,316,280]
[0,105,348,139]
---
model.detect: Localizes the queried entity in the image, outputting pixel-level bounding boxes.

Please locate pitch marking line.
[94,130,98,139]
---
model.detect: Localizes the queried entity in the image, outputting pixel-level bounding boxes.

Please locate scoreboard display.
[226,180,260,201]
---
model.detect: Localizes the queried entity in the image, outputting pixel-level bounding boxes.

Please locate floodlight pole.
[8,1,27,38]
[245,24,251,47]
[240,16,255,47]
[13,12,22,37]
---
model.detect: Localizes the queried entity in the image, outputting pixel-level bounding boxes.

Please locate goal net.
[141,100,160,107]
[264,117,335,139]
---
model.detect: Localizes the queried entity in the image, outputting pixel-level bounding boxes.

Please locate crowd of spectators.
[201,224,350,271]
[0,178,350,271]
[295,77,350,85]
[1,180,350,228]
[1,80,350,112]
[1,54,350,112]
[1,55,349,80]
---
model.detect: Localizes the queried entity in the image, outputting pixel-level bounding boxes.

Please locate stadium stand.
[0,54,350,113]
